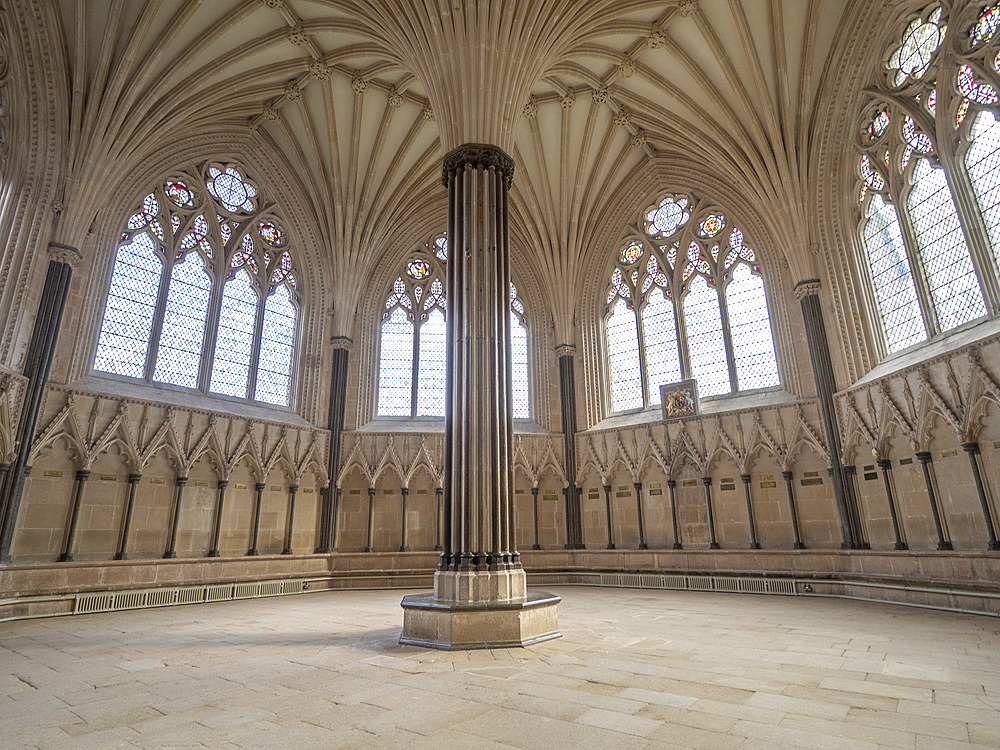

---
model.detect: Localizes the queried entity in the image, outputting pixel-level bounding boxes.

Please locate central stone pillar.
[400,144,560,649]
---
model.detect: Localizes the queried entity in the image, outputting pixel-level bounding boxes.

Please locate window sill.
[589,387,801,432]
[67,374,316,428]
[356,417,549,434]
[850,314,1000,390]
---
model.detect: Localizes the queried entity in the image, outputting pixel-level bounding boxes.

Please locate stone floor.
[1,587,999,749]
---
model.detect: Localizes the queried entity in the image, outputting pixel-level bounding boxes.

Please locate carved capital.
[441,143,515,190]
[554,343,576,358]
[330,335,354,351]
[793,278,822,300]
[47,242,82,268]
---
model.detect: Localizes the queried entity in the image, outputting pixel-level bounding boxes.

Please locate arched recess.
[354,227,555,430]
[58,130,333,425]
[576,161,800,428]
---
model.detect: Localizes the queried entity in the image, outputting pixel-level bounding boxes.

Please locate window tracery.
[857,2,1000,355]
[93,162,299,406]
[604,195,779,414]
[375,235,532,419]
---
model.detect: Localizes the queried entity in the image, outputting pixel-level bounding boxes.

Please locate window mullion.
[673,291,691,381]
[143,260,173,380]
[939,146,1000,314]
[246,288,267,400]
[410,318,420,418]
[716,282,739,392]
[894,179,942,335]
[633,304,651,406]
[198,271,225,393]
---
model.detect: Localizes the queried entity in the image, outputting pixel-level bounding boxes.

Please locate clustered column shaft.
[440,144,518,574]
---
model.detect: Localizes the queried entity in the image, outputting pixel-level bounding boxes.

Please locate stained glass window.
[684,276,730,397]
[377,307,414,416]
[511,313,530,419]
[641,289,681,405]
[967,112,1000,269]
[605,194,779,413]
[415,309,447,416]
[94,162,300,406]
[254,285,296,405]
[94,234,162,378]
[857,7,1000,358]
[906,159,986,330]
[210,270,258,397]
[725,265,779,390]
[863,196,927,352]
[152,253,211,388]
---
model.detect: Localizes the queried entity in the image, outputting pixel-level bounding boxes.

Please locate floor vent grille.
[598,573,797,597]
[73,579,310,615]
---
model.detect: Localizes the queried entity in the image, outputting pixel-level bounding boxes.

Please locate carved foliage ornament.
[440,144,516,189]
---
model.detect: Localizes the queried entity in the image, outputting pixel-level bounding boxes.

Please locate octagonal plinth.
[399,590,561,650]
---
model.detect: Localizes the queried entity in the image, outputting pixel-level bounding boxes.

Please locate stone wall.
[10,385,329,562]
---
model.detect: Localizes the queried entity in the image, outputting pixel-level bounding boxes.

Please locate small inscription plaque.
[801,477,823,486]
[759,480,777,489]
[271,485,282,492]
[941,449,958,458]
[649,488,662,496]
[150,477,165,484]
[100,474,117,481]
[589,490,600,498]
[616,490,630,497]
[416,489,427,494]
[803,471,819,478]
[303,488,314,494]
[760,474,774,481]
[349,489,360,494]
[898,457,913,466]
[864,472,878,480]
[43,470,63,478]
[194,479,211,487]
[515,489,524,494]
[682,479,697,487]
[863,464,875,471]
[235,482,248,489]
[650,482,661,489]
[720,483,736,491]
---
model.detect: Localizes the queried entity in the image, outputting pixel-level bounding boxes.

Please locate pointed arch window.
[376,235,532,419]
[857,4,1000,355]
[604,196,779,413]
[93,163,300,406]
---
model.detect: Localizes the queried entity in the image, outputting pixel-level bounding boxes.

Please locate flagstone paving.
[1,586,998,748]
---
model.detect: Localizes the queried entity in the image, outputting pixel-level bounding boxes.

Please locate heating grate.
[73,578,311,615]
[597,572,798,597]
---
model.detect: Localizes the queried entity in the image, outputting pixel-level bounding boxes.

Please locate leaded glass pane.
[966,111,1000,274]
[415,308,447,416]
[683,276,731,396]
[152,254,210,387]
[254,285,296,406]
[377,307,415,416]
[94,234,163,378]
[607,298,643,412]
[511,313,530,418]
[863,196,927,352]
[907,158,987,330]
[725,265,779,390]
[210,270,258,398]
[641,290,681,405]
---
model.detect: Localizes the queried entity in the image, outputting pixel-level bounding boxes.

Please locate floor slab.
[0,586,998,748]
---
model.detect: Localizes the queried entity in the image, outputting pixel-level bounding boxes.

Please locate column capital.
[842,465,856,477]
[254,482,266,491]
[216,479,229,489]
[400,486,408,495]
[740,474,751,483]
[176,476,189,487]
[76,469,91,481]
[915,451,932,464]
[961,442,981,455]
[289,484,299,493]
[128,473,143,484]
[876,458,892,470]
[666,479,676,488]
[330,335,353,351]
[554,344,576,358]
[702,476,712,486]
[441,143,515,189]
[47,242,82,268]
[793,278,822,300]
[782,470,793,480]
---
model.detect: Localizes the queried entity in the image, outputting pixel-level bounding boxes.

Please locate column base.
[793,542,806,550]
[894,542,909,551]
[989,541,1000,551]
[163,551,176,559]
[206,550,220,558]
[709,543,720,549]
[113,552,128,561]
[749,543,761,550]
[672,543,682,550]
[58,553,73,562]
[399,590,561,650]
[937,541,953,551]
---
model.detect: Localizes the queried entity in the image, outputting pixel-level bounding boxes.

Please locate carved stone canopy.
[793,278,822,300]
[441,143,516,190]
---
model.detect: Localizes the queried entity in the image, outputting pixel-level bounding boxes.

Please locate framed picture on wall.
[660,379,699,421]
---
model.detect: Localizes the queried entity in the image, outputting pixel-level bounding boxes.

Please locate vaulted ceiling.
[52,0,857,339]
